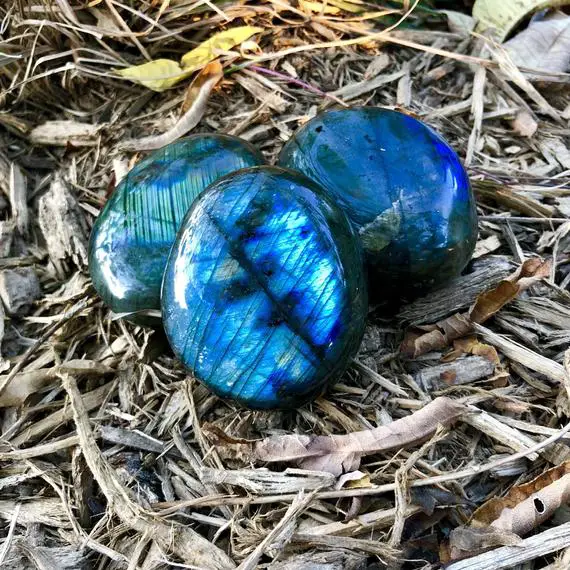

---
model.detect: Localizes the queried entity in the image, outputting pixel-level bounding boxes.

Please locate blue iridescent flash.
[161,166,368,409]
[279,107,478,295]
[88,134,264,321]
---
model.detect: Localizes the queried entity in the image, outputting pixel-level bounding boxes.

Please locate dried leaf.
[116,58,193,92]
[448,527,522,561]
[452,337,500,366]
[205,397,466,476]
[472,461,570,534]
[336,470,371,490]
[505,16,570,73]
[401,314,472,358]
[443,10,475,35]
[299,1,341,15]
[121,61,223,151]
[511,110,538,137]
[402,259,550,358]
[180,26,262,71]
[472,0,570,41]
[473,235,501,259]
[470,258,551,323]
[448,461,570,561]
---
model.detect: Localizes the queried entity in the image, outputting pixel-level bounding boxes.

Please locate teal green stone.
[161,166,368,409]
[278,107,478,295]
[88,134,264,320]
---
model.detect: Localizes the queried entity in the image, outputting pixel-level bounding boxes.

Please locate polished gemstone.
[161,166,368,409]
[88,134,264,320]
[279,107,478,295]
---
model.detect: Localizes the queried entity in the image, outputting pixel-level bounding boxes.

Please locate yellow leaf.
[472,0,570,41]
[345,473,371,489]
[299,0,341,14]
[181,26,263,71]
[328,0,366,13]
[116,59,194,92]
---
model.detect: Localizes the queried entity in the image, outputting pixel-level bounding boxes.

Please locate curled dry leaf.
[204,397,466,476]
[505,15,570,74]
[472,461,570,536]
[472,0,570,42]
[447,461,570,561]
[447,526,522,563]
[121,61,223,151]
[401,258,551,358]
[448,337,500,366]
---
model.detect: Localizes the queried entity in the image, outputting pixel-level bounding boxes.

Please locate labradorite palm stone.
[161,166,368,409]
[279,107,478,294]
[88,134,263,318]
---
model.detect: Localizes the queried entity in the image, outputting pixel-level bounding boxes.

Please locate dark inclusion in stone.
[278,107,478,295]
[88,134,264,320]
[161,166,368,409]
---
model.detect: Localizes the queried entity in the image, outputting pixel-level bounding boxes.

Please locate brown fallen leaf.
[472,461,570,534]
[204,397,466,476]
[121,60,223,151]
[505,15,570,74]
[448,337,500,366]
[469,257,551,323]
[401,258,550,358]
[447,527,522,563]
[447,461,570,562]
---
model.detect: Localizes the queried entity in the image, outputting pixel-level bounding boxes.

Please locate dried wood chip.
[0,267,41,315]
[398,256,513,326]
[9,161,27,235]
[0,498,71,528]
[446,519,570,570]
[200,467,335,494]
[414,355,495,390]
[38,174,89,271]
[29,120,100,146]
[269,550,366,570]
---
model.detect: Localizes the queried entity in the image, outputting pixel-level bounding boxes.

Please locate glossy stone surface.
[279,107,478,294]
[88,134,264,319]
[161,166,368,409]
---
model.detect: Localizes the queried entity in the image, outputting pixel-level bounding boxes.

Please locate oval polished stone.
[279,107,478,294]
[161,166,368,409]
[88,134,264,320]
